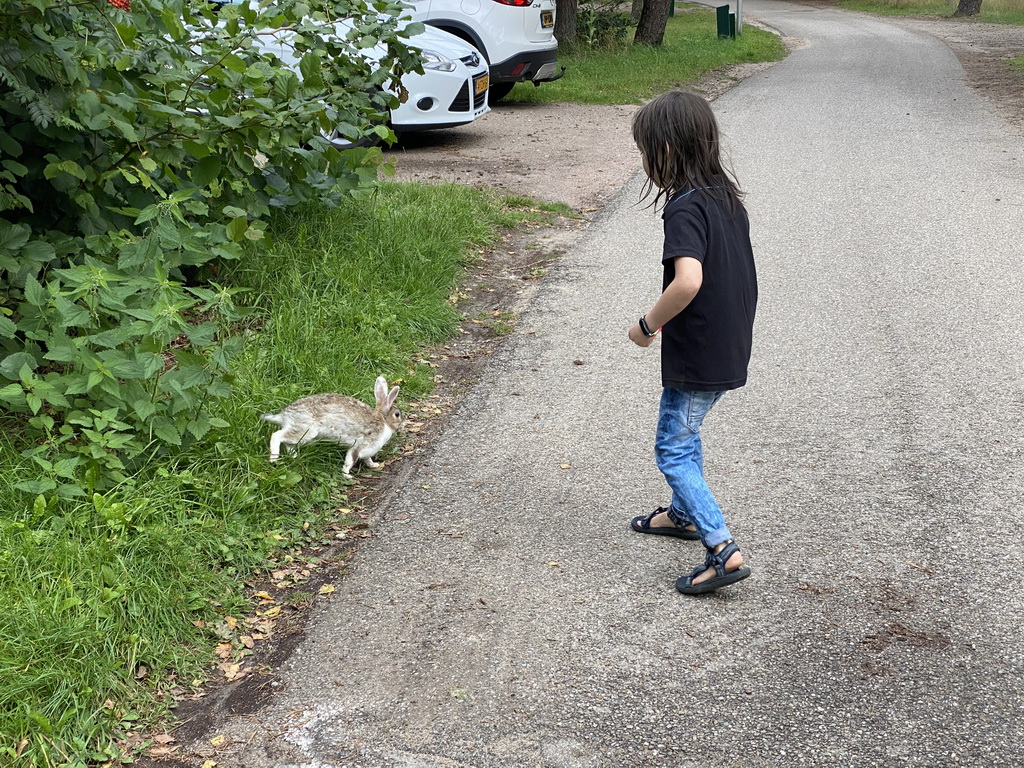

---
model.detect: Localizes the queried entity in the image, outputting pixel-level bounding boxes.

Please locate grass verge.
[503,4,787,105]
[0,183,558,767]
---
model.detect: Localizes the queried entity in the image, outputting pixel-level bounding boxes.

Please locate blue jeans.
[655,388,732,549]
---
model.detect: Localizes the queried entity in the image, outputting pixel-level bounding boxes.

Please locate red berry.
[107,0,131,11]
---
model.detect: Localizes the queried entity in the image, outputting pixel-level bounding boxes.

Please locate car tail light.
[491,0,532,6]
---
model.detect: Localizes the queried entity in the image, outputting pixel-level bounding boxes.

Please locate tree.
[0,0,424,496]
[953,0,983,16]
[634,0,671,46]
[632,0,645,24]
[555,0,579,46]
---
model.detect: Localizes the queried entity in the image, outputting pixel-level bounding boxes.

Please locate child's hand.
[628,322,658,348]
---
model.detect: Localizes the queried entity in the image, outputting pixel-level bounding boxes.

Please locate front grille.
[449,81,470,112]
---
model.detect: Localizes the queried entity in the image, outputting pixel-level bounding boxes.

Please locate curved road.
[192,2,1024,766]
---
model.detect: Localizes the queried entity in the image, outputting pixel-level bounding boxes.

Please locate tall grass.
[504,4,787,105]
[0,183,547,767]
[836,0,1024,24]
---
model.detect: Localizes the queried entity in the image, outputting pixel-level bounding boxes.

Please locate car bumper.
[490,47,560,85]
[390,63,490,132]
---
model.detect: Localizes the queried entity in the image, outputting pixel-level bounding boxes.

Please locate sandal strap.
[706,541,742,577]
[636,506,668,531]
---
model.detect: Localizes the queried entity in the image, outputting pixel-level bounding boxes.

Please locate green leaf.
[186,418,212,440]
[20,239,56,263]
[23,274,47,307]
[54,296,92,328]
[0,382,26,405]
[0,352,37,380]
[134,204,161,225]
[221,54,248,74]
[16,479,58,495]
[0,315,17,338]
[42,337,79,363]
[226,216,248,242]
[191,155,222,187]
[299,53,325,88]
[153,420,182,446]
[0,220,30,251]
[133,398,157,421]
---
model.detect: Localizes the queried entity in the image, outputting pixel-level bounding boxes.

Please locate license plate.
[541,10,554,28]
[475,74,489,95]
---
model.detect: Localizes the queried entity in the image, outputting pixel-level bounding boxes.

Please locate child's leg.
[655,388,732,548]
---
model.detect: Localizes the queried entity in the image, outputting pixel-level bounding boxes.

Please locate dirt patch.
[385,55,783,214]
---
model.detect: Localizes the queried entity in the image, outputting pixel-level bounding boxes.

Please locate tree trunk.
[634,0,671,46]
[953,0,982,16]
[631,0,644,24]
[555,0,579,46]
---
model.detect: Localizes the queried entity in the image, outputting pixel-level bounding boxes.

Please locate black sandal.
[630,507,700,540]
[675,541,751,594]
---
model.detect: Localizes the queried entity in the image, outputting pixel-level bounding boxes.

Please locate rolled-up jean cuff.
[703,526,733,549]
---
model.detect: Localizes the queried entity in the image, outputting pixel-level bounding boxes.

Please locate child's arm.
[628,257,703,348]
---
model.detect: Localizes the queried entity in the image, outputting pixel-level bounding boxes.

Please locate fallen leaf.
[253,591,274,602]
[560,464,571,469]
[547,561,560,567]
[210,733,227,747]
[201,761,219,768]
[220,663,242,681]
[152,734,175,745]
[318,584,335,595]
[224,616,238,630]
[261,605,282,618]
[240,635,255,649]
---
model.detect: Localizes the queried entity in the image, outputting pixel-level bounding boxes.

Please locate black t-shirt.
[660,188,758,391]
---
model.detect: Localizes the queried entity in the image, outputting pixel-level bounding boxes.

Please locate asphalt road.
[192,2,1024,765]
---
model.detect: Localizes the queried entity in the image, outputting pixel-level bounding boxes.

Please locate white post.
[736,0,743,33]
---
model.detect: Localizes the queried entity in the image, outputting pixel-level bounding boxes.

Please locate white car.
[213,3,490,139]
[406,0,563,101]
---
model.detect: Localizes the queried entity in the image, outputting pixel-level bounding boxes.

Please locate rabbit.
[261,376,404,477]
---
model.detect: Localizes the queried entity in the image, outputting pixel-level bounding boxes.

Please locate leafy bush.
[0,0,423,497]
[577,1,634,50]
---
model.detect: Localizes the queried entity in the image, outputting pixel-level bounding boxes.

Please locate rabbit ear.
[374,376,388,406]
[385,386,400,409]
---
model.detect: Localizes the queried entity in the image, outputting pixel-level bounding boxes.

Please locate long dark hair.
[632,90,745,213]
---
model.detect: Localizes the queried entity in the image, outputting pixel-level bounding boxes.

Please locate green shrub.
[0,0,423,497]
[576,1,635,50]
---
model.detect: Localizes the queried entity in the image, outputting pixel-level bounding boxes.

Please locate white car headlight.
[420,49,457,72]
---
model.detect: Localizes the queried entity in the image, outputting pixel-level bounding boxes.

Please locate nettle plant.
[0,0,424,496]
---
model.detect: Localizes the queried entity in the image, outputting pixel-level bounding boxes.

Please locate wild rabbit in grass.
[262,376,404,477]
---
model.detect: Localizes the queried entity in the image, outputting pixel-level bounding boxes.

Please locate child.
[626,90,757,595]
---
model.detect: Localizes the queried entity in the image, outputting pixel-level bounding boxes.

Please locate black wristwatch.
[638,316,657,337]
